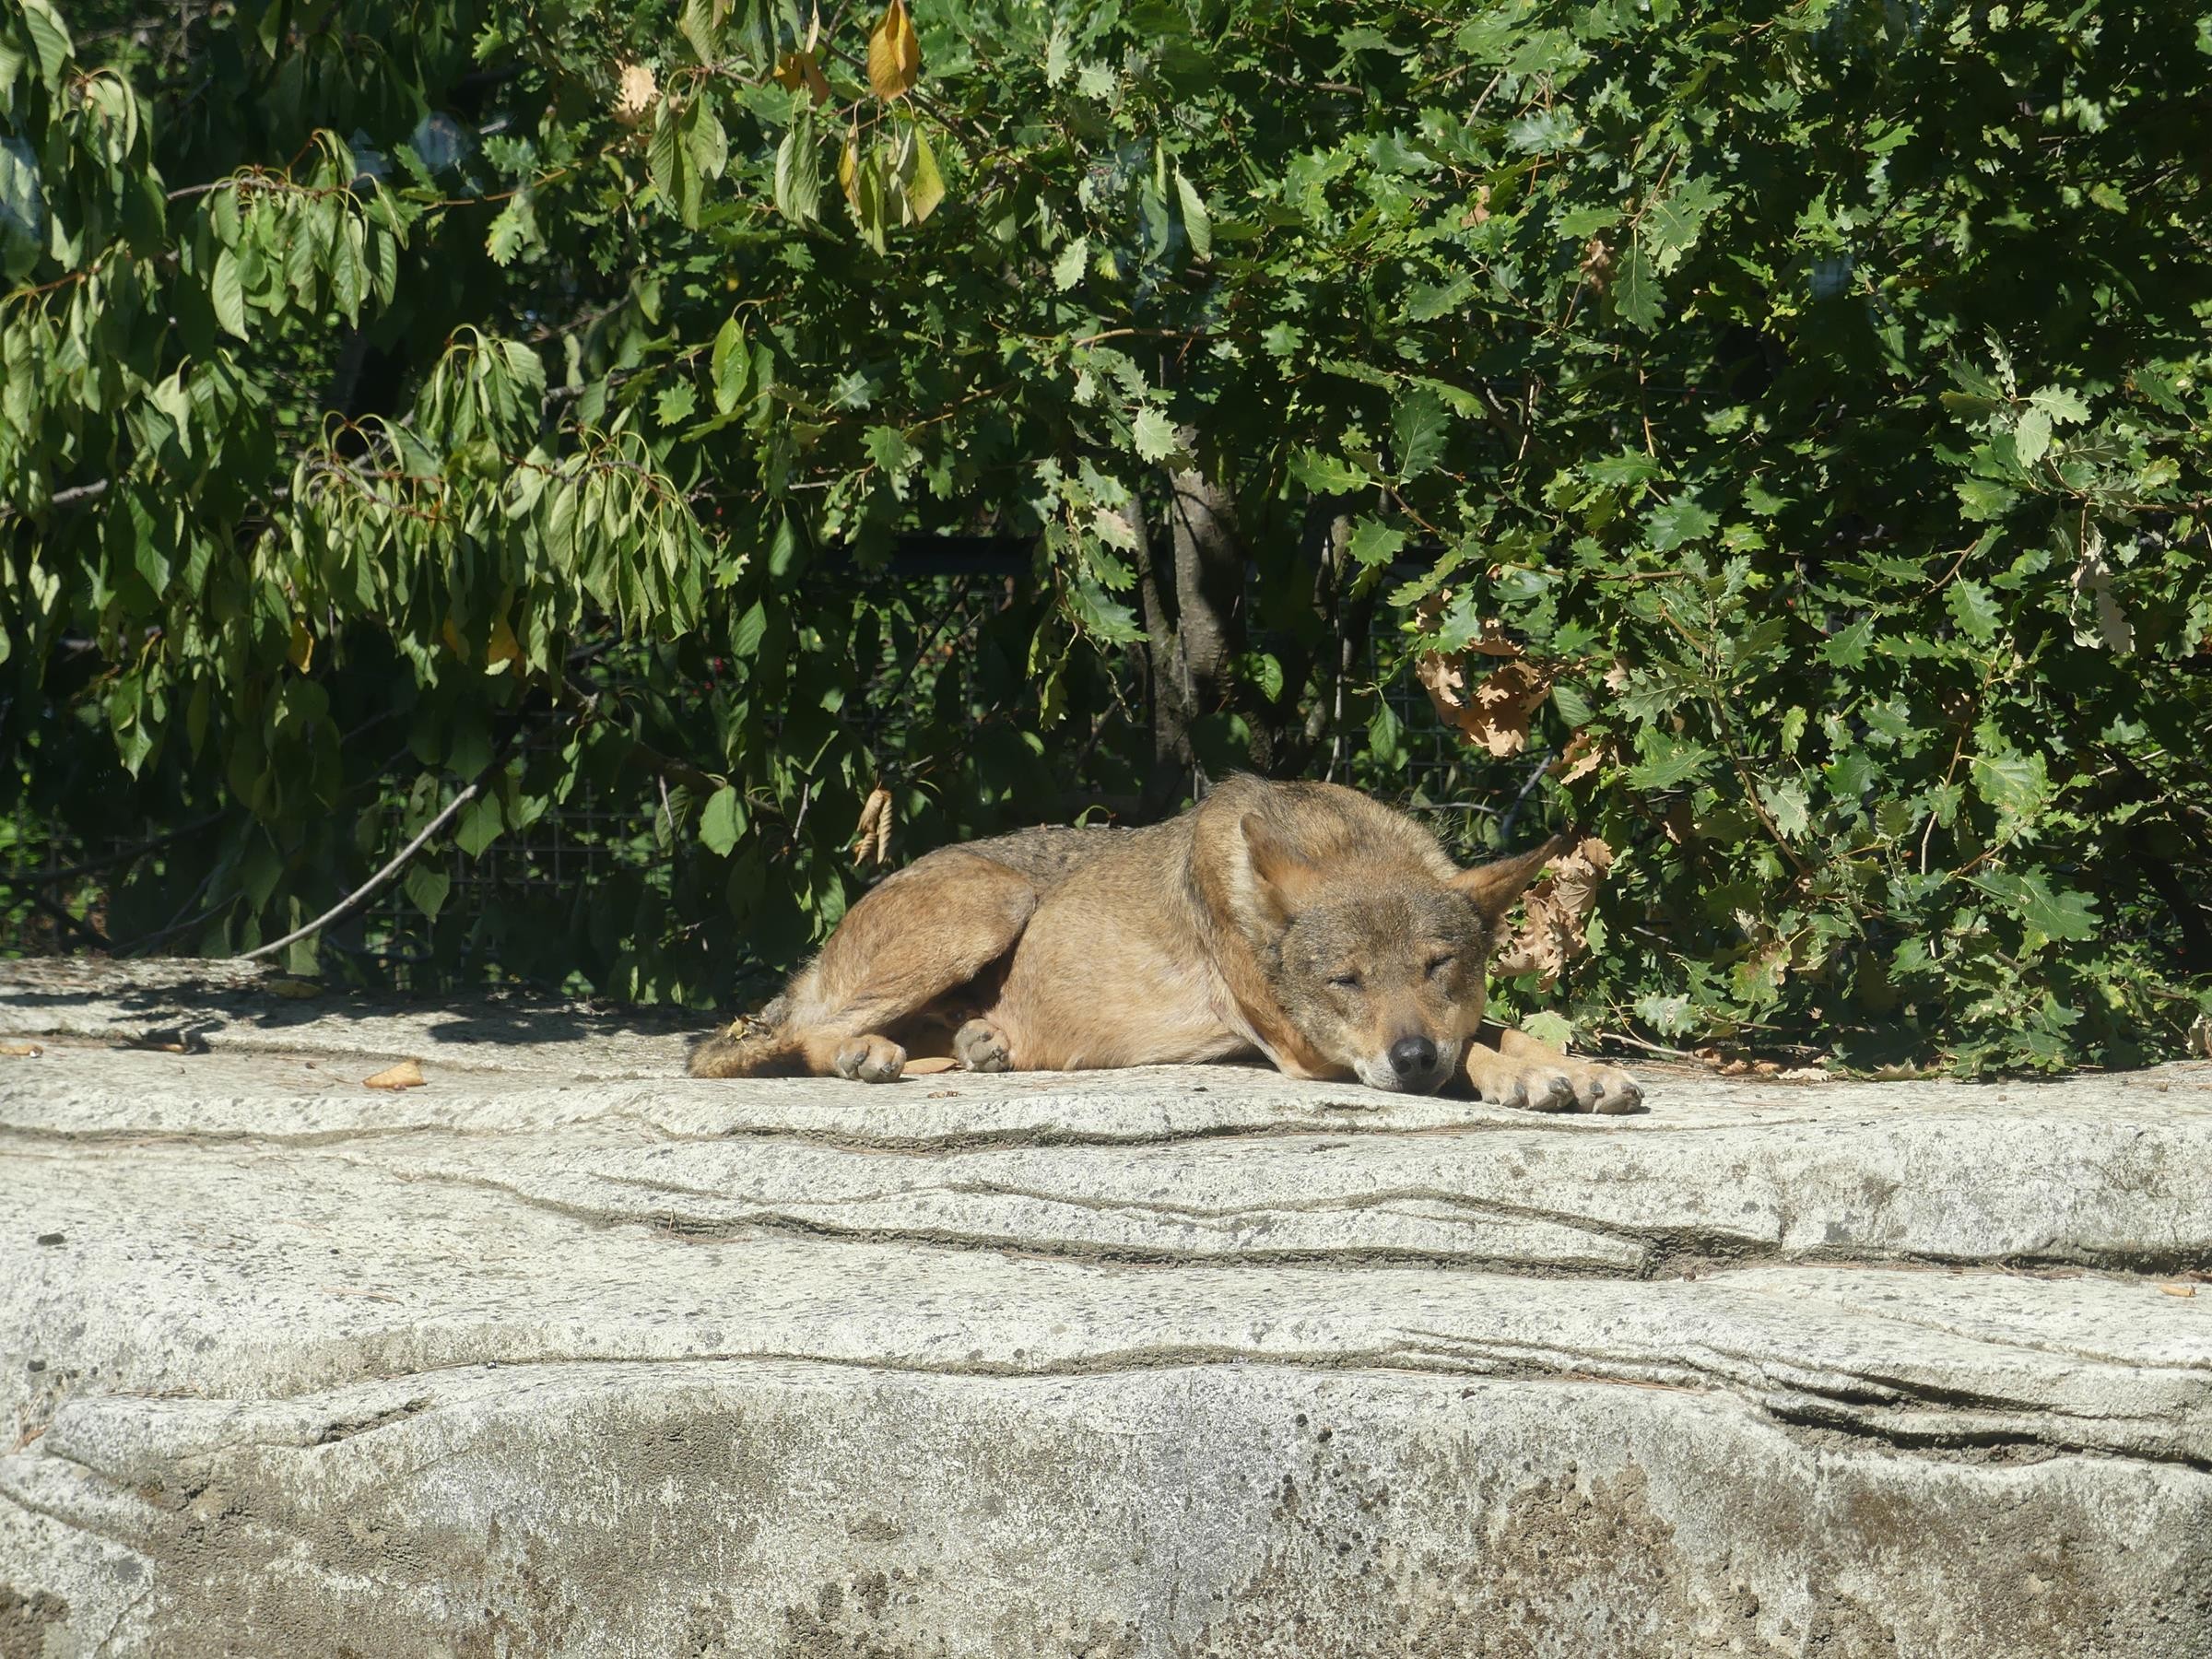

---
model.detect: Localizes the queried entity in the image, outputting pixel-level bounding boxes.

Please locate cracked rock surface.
[2,959,2209,1656]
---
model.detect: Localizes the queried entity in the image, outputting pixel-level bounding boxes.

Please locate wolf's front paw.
[1466,1044,1645,1115]
[1467,1053,1578,1112]
[954,1018,1013,1073]
[1575,1062,1644,1115]
[833,1034,907,1083]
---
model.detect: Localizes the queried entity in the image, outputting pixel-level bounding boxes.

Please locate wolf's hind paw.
[834,1034,907,1083]
[954,1018,1014,1073]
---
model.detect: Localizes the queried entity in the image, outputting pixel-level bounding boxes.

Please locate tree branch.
[235,781,483,962]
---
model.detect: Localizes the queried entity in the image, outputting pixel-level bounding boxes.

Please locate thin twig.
[235,781,483,962]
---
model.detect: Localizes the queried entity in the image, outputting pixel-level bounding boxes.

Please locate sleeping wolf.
[688,775,1641,1112]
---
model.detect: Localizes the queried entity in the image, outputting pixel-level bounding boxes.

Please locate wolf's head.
[1241,814,1561,1094]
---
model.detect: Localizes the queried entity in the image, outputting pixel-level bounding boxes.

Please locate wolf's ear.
[1241,812,1319,922]
[1450,833,1569,930]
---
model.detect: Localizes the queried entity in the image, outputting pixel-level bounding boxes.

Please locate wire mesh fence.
[2,558,1547,989]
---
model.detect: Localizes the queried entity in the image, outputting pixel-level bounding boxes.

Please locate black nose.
[1389,1036,1439,1078]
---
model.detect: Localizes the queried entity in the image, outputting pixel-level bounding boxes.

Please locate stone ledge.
[3,962,2209,1656]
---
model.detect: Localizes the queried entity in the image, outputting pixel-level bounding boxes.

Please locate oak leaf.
[1493,837,1614,990]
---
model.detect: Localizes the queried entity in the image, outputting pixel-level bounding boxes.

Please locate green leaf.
[1289,450,1371,494]
[404,862,451,921]
[679,0,721,64]
[1946,579,2002,643]
[904,125,945,224]
[18,0,71,85]
[2013,407,2052,470]
[1612,241,1662,331]
[648,110,681,205]
[773,115,822,224]
[1644,496,1715,551]
[712,316,748,413]
[655,381,697,426]
[1506,109,1578,154]
[211,248,248,339]
[1819,618,1874,668]
[1132,407,1178,463]
[1625,740,1715,792]
[1956,477,2018,522]
[1389,386,1449,481]
[1644,175,1725,272]
[1975,872,2099,944]
[1521,1010,1575,1048]
[1759,780,1811,839]
[1173,168,1212,261]
[0,137,46,251]
[1557,206,1618,240]
[865,424,915,473]
[2028,385,2089,425]
[455,794,505,857]
[700,785,745,855]
[1973,749,2050,831]
[1347,519,1406,568]
[1051,236,1088,291]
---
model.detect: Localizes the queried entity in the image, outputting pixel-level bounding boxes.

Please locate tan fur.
[688,776,1641,1112]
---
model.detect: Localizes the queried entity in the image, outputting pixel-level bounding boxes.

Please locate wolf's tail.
[686,1001,802,1077]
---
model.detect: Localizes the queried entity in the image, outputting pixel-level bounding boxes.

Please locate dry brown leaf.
[2158,1285,2197,1299]
[772,47,832,104]
[1464,184,1491,227]
[902,1055,959,1076]
[1,1041,41,1058]
[1551,729,1607,784]
[2068,525,2134,654]
[852,785,894,868]
[612,63,657,126]
[1492,837,1613,989]
[363,1059,426,1091]
[264,977,324,1000]
[867,0,920,100]
[1417,652,1554,759]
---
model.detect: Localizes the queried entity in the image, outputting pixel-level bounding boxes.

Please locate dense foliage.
[4,0,2208,1070]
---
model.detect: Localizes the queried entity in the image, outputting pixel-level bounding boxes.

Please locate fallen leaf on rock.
[1,1041,41,1058]
[1778,1065,1830,1082]
[363,1059,426,1090]
[2158,1285,2197,1299]
[124,1028,209,1054]
[263,977,324,1000]
[902,1055,958,1076]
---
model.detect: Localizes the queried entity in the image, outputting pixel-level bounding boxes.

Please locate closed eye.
[1327,971,1362,991]
[1425,954,1455,978]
